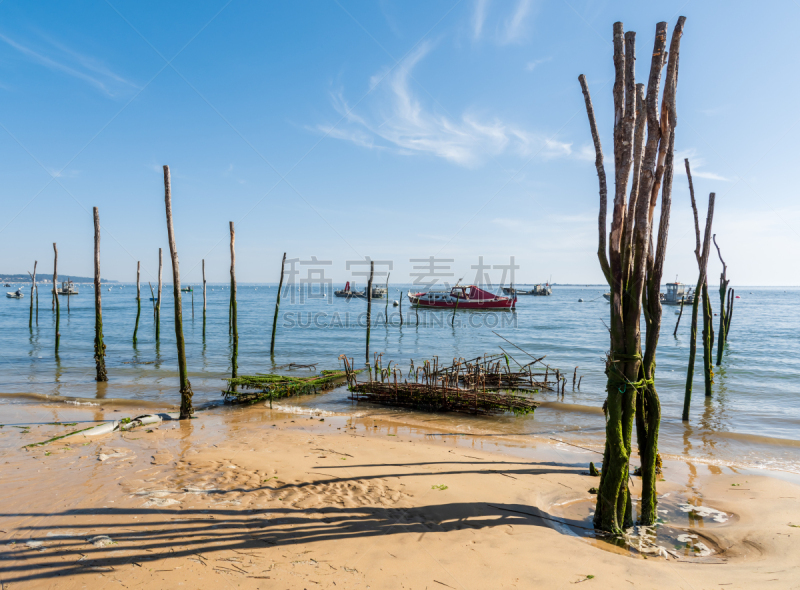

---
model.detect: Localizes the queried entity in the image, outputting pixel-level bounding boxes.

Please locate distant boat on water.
[502,283,552,296]
[6,288,24,299]
[408,285,516,309]
[56,280,79,295]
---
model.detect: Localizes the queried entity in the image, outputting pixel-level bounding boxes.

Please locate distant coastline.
[0,274,118,283]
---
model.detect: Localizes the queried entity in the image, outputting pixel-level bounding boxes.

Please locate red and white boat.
[407,285,516,310]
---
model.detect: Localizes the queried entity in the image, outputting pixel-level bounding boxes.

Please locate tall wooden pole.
[53,243,59,352]
[270,253,286,355]
[163,165,193,418]
[683,172,715,420]
[579,17,686,534]
[93,207,108,381]
[156,248,163,341]
[28,261,37,329]
[366,260,374,364]
[202,259,207,339]
[713,234,729,365]
[701,281,714,395]
[384,272,390,325]
[230,221,238,379]
[133,261,141,343]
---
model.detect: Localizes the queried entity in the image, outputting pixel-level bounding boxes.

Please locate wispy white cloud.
[472,0,490,40]
[317,41,572,167]
[502,0,534,44]
[0,32,136,96]
[675,148,729,181]
[525,56,551,71]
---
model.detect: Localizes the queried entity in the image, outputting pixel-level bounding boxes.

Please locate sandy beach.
[2,400,799,589]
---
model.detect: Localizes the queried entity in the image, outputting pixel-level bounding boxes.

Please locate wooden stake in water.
[133,261,141,344]
[202,258,207,339]
[384,272,390,325]
[53,243,59,352]
[229,221,238,379]
[366,260,374,364]
[28,261,37,329]
[66,276,71,314]
[163,165,194,418]
[399,288,403,326]
[156,247,163,341]
[93,207,108,382]
[673,295,685,337]
[270,252,286,355]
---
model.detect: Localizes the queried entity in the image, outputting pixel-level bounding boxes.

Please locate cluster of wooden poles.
[673,161,736,421]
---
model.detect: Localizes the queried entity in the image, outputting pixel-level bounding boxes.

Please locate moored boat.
[502,283,552,296]
[408,285,516,310]
[56,280,79,295]
[6,288,24,299]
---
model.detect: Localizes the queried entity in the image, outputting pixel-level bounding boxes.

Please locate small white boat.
[6,289,24,299]
[108,287,112,291]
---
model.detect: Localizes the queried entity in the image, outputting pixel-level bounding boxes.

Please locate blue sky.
[1,0,798,286]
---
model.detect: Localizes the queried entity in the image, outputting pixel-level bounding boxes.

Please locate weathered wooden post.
[269,252,286,355]
[229,221,238,379]
[579,17,686,532]
[93,207,108,382]
[28,261,37,329]
[163,165,194,418]
[53,243,60,352]
[202,259,207,339]
[399,288,403,326]
[133,261,141,344]
[701,281,714,395]
[156,248,163,341]
[673,295,685,336]
[682,162,715,420]
[366,260,374,364]
[384,272,390,325]
[713,235,730,365]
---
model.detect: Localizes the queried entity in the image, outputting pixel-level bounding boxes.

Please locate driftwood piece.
[93,207,108,382]
[163,165,193,418]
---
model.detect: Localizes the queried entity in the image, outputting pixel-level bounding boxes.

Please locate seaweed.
[222,370,352,405]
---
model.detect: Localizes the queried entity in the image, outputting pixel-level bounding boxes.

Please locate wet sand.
[1,401,800,589]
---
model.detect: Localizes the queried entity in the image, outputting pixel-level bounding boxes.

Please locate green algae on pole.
[270,252,286,355]
[53,243,60,352]
[133,261,141,344]
[366,260,374,364]
[229,221,238,379]
[579,17,686,533]
[163,165,194,418]
[93,207,108,382]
